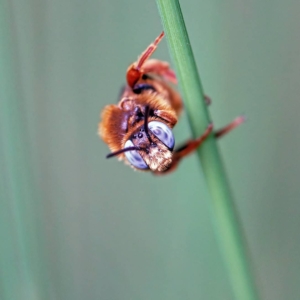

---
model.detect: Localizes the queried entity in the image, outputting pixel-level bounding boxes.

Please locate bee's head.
[106,106,175,173]
[124,121,175,172]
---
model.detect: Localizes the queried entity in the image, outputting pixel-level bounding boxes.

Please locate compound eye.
[124,140,148,169]
[148,121,175,150]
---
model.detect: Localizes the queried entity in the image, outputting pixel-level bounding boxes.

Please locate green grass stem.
[156,1,259,300]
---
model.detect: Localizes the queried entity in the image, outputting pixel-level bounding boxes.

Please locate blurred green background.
[1,0,300,299]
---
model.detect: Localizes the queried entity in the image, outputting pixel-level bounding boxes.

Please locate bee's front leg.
[160,116,245,174]
[159,123,213,174]
[215,115,245,138]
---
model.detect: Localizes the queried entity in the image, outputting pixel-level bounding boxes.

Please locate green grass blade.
[156,1,259,299]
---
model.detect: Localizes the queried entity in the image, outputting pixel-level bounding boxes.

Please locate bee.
[99,32,244,174]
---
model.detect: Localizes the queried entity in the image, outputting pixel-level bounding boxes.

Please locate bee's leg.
[160,117,244,174]
[160,123,213,174]
[204,95,211,105]
[140,59,177,84]
[126,32,165,88]
[215,115,245,138]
